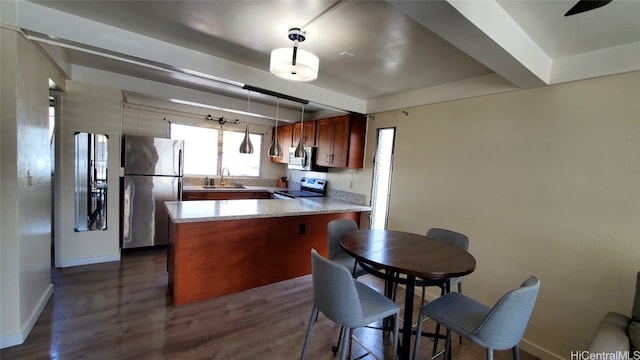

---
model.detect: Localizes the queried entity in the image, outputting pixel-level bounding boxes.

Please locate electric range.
[273,177,327,199]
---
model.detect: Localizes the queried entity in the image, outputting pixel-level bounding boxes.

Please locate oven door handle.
[272,192,294,200]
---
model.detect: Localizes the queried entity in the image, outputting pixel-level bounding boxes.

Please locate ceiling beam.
[16,0,367,114]
[388,0,549,89]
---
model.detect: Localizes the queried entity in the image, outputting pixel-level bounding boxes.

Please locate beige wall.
[363,71,640,358]
[1,27,56,347]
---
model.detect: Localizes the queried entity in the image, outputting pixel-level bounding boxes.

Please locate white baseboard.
[0,284,53,349]
[521,339,565,360]
[0,332,23,349]
[59,253,120,268]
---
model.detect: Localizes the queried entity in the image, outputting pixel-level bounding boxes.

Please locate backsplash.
[287,179,367,205]
[185,177,366,205]
[328,188,367,205]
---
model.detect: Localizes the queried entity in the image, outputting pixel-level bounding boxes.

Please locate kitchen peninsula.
[165,197,370,306]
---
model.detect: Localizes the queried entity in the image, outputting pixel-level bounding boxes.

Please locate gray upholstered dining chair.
[396,228,469,304]
[412,275,540,360]
[424,228,469,294]
[420,228,470,351]
[328,219,367,278]
[301,249,400,360]
[327,218,368,354]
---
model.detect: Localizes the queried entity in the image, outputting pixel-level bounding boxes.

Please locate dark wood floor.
[1,249,539,360]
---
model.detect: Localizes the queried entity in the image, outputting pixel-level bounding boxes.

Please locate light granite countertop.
[165,197,371,223]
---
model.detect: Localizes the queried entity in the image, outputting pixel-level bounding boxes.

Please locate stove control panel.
[300,177,327,194]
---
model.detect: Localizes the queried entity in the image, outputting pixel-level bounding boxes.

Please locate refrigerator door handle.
[178,148,183,201]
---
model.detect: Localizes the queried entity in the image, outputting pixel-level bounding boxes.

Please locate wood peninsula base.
[168,212,360,306]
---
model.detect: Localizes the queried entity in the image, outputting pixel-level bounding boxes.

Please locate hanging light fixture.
[268,98,282,157]
[294,104,306,158]
[270,28,319,82]
[239,90,254,154]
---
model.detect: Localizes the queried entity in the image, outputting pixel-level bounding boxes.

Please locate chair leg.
[432,322,441,357]
[444,329,452,360]
[457,281,463,345]
[392,312,399,360]
[430,284,448,355]
[486,348,494,360]
[300,305,319,360]
[392,281,399,302]
[332,326,344,355]
[512,345,520,360]
[412,310,425,360]
[339,327,352,360]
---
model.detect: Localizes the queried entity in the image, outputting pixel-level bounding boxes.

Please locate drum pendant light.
[268,98,282,157]
[294,104,306,158]
[270,28,319,82]
[239,91,254,154]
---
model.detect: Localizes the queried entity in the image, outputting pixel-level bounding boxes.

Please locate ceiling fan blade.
[564,0,613,16]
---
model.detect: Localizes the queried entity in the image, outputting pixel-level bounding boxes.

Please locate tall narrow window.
[370,127,395,229]
[49,96,56,144]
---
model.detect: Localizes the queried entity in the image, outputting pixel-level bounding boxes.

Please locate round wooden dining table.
[340,229,476,360]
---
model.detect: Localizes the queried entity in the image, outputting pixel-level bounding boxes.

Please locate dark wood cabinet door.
[316,115,350,167]
[316,117,335,167]
[346,114,366,169]
[183,191,204,200]
[330,115,350,167]
[315,114,366,168]
[293,120,316,147]
[184,191,271,200]
[204,191,271,200]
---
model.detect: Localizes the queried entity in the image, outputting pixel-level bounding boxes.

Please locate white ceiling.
[13,0,640,122]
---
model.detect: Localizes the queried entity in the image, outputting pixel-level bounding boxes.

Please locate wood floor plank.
[1,249,540,360]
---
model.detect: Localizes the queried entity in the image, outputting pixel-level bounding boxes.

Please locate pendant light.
[268,98,282,157]
[239,90,254,154]
[294,104,306,158]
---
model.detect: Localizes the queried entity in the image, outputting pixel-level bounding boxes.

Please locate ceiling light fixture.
[270,28,319,82]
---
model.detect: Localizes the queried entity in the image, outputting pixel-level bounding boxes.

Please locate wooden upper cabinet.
[293,120,316,147]
[316,114,366,168]
[317,116,349,167]
[270,123,293,164]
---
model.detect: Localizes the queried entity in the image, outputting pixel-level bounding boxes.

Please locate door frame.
[369,126,396,229]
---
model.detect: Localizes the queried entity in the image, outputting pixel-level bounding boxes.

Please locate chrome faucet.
[220,167,231,185]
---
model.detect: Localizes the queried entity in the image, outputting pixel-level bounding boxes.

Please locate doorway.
[370,127,395,229]
[49,93,57,265]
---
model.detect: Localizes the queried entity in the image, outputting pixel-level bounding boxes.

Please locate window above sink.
[170,123,262,177]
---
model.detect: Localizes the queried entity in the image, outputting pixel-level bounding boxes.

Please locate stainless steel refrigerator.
[121,135,183,249]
